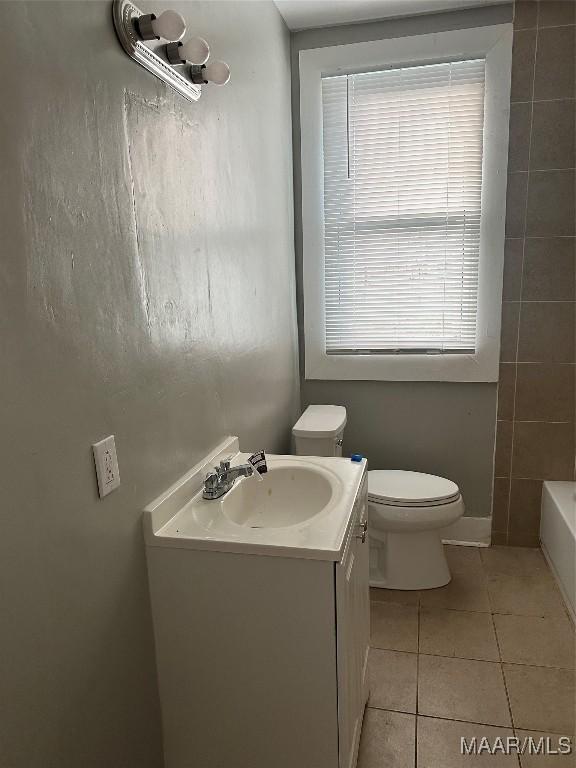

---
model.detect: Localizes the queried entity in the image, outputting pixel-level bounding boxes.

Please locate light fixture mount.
[165,41,184,66]
[189,65,206,85]
[135,12,158,41]
[112,0,201,102]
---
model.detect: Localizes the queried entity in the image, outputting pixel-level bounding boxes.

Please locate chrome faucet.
[203,460,255,500]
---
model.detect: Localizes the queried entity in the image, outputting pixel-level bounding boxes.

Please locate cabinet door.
[336,478,370,768]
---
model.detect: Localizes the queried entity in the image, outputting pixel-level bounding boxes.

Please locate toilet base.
[369,529,451,590]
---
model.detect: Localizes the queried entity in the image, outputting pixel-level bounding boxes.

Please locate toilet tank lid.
[292,405,347,438]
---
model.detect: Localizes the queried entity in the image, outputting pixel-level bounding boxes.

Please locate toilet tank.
[292,405,347,457]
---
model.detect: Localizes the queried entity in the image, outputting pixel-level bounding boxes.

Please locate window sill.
[305,346,499,382]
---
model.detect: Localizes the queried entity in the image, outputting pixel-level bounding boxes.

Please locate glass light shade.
[151,10,186,41]
[179,37,210,65]
[203,60,230,85]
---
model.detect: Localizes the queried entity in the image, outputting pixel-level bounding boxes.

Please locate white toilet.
[292,404,465,590]
[368,470,464,590]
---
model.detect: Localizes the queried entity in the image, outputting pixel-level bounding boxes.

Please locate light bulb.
[179,37,210,65]
[203,60,230,85]
[150,10,186,41]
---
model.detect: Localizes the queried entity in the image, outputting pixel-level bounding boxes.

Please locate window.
[323,60,485,355]
[299,26,512,381]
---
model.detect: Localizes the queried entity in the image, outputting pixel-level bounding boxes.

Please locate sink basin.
[221,463,334,528]
[144,437,366,560]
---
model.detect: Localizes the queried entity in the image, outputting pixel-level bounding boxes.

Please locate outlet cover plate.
[93,435,121,498]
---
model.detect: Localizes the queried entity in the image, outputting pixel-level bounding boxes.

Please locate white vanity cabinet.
[337,478,371,768]
[145,462,369,768]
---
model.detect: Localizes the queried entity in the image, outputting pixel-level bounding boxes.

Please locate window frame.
[299,24,513,382]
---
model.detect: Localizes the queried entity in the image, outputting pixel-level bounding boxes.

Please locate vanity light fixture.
[112,0,230,102]
[166,37,210,66]
[190,61,231,86]
[136,9,186,41]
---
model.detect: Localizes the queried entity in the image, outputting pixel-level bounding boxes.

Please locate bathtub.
[540,481,575,623]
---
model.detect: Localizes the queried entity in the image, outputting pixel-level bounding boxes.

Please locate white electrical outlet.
[92,435,121,498]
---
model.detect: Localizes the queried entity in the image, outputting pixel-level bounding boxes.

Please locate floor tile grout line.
[372,603,556,618]
[369,643,575,672]
[489,591,518,737]
[367,704,574,739]
[512,725,576,739]
[368,704,513,731]
[371,603,565,619]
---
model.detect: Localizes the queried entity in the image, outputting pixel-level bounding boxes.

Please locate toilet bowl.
[291,405,465,590]
[369,470,464,590]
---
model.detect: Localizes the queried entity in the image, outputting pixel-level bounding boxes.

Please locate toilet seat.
[368,470,460,508]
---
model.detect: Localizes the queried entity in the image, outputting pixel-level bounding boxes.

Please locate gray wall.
[0,2,298,766]
[291,4,513,519]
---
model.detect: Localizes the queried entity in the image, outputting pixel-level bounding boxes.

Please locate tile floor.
[359,545,575,767]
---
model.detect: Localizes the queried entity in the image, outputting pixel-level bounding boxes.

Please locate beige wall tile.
[506,173,529,237]
[515,363,575,421]
[370,602,418,653]
[419,608,500,661]
[538,0,576,28]
[500,302,521,362]
[367,649,417,713]
[530,100,576,170]
[507,530,540,547]
[491,530,509,545]
[517,302,575,363]
[522,237,576,301]
[497,364,516,420]
[492,478,511,537]
[512,420,574,479]
[504,664,575,733]
[495,420,514,477]
[358,709,415,768]
[508,478,544,544]
[501,1,575,549]
[495,613,575,668]
[526,170,576,237]
[534,26,576,100]
[515,0,539,29]
[509,102,532,171]
[503,239,524,300]
[418,656,511,726]
[418,717,517,768]
[511,30,537,101]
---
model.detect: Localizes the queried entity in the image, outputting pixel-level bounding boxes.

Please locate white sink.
[143,436,366,560]
[222,463,335,529]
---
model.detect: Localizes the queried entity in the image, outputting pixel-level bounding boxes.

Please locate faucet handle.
[219,460,231,472]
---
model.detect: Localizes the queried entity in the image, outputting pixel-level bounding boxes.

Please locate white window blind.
[322,59,486,355]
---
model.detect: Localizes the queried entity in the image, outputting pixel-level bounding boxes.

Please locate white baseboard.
[441,516,491,547]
